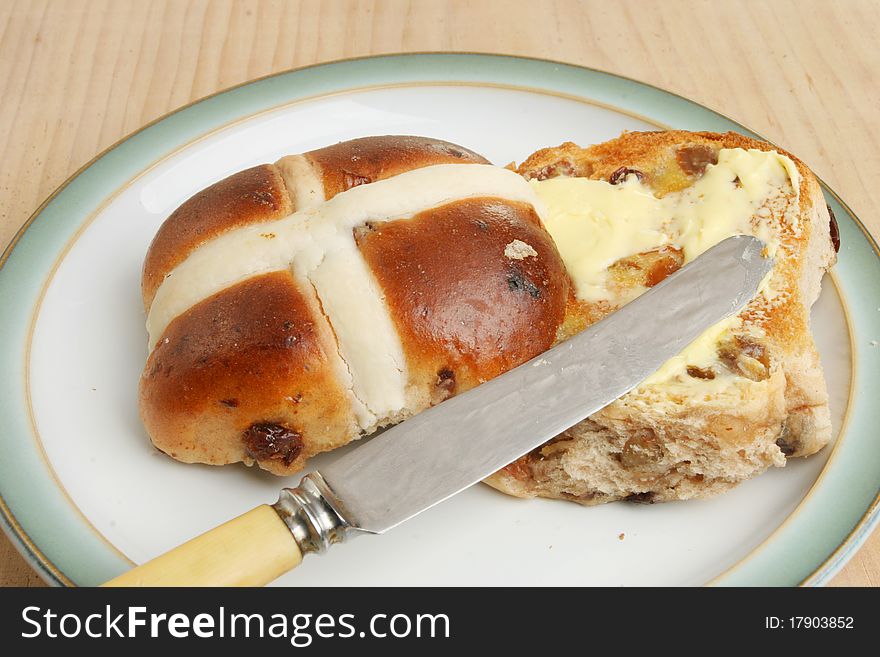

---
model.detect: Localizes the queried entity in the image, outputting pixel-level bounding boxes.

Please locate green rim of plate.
[1,54,878,587]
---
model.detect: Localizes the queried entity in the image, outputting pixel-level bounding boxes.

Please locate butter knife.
[105,235,772,586]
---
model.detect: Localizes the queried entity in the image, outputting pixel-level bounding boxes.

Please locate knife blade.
[304,234,773,536]
[104,234,772,586]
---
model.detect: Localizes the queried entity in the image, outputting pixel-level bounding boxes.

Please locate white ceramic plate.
[2,55,878,586]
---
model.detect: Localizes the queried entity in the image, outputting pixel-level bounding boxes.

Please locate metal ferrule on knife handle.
[272,472,351,555]
[102,474,350,587]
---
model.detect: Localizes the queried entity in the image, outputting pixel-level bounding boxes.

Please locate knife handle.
[102,504,302,587]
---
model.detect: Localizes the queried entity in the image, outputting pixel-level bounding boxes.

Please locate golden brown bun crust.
[142,165,292,310]
[139,137,557,475]
[139,270,357,475]
[142,138,487,312]
[306,135,489,199]
[357,197,569,403]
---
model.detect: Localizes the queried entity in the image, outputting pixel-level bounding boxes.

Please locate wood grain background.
[1,0,877,587]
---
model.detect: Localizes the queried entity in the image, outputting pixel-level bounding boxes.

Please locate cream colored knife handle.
[103,505,302,587]
[102,473,350,587]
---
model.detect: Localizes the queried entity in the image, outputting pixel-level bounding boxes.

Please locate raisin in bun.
[140,136,570,475]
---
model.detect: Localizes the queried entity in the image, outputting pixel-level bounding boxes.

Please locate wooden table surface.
[1,0,878,587]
